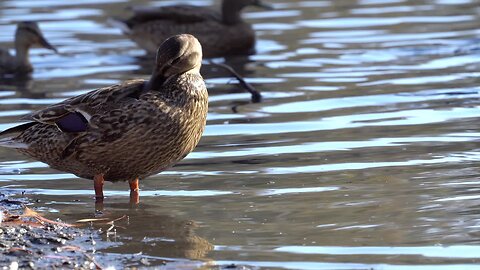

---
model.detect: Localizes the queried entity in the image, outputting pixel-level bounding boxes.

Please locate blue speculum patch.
[56,112,88,132]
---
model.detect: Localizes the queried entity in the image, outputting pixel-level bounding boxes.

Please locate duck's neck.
[14,40,32,71]
[222,4,243,25]
[144,72,166,91]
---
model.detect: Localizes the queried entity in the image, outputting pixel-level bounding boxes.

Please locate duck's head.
[146,34,203,90]
[15,21,57,52]
[222,0,273,25]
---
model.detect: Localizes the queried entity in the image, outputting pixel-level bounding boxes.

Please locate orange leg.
[94,174,105,202]
[129,178,139,205]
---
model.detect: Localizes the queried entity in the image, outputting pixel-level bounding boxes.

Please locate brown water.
[1,0,480,269]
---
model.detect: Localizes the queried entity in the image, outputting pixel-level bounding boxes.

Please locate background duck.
[0,21,57,75]
[114,0,272,58]
[0,34,208,203]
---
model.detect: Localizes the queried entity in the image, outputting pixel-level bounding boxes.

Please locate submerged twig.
[207,60,262,103]
[83,252,103,270]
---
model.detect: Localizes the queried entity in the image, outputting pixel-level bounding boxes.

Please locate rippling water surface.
[2,0,480,269]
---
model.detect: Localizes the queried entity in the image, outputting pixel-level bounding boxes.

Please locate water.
[1,0,480,268]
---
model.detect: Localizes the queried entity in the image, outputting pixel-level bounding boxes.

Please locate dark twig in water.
[207,60,262,103]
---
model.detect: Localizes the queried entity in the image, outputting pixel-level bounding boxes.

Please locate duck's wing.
[21,79,146,132]
[126,5,220,26]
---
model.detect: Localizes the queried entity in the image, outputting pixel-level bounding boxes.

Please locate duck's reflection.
[0,76,48,99]
[83,204,213,260]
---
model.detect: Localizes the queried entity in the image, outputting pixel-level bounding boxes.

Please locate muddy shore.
[1,191,108,269]
[0,191,159,269]
[0,190,250,269]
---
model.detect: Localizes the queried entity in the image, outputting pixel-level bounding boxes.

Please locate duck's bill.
[254,0,274,10]
[38,35,58,53]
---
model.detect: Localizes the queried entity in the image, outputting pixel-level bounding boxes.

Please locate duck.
[114,0,272,58]
[0,34,208,203]
[0,21,57,75]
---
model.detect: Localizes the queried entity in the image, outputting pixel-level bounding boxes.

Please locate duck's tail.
[0,137,28,149]
[0,122,35,149]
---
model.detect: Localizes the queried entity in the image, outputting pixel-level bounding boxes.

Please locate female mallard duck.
[0,21,57,75]
[115,0,272,58]
[0,34,208,203]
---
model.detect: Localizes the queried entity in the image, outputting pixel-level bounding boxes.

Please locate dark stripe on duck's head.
[56,112,88,133]
[16,21,57,52]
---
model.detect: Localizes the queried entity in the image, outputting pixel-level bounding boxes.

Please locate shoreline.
[0,189,219,269]
[0,190,130,269]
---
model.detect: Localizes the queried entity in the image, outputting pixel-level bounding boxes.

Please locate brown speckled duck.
[0,21,57,75]
[0,34,208,203]
[115,0,272,58]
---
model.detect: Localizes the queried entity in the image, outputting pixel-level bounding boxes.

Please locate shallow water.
[1,0,480,269]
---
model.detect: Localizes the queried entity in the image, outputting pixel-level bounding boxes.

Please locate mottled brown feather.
[1,34,208,184]
[10,75,208,183]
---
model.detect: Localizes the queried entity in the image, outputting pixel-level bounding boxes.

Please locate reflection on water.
[104,208,213,260]
[2,0,480,269]
[69,205,214,261]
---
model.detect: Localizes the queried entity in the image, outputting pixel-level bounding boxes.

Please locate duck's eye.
[170,56,182,66]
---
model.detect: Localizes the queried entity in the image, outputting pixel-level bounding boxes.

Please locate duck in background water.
[113,0,272,58]
[0,34,208,205]
[0,21,57,75]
